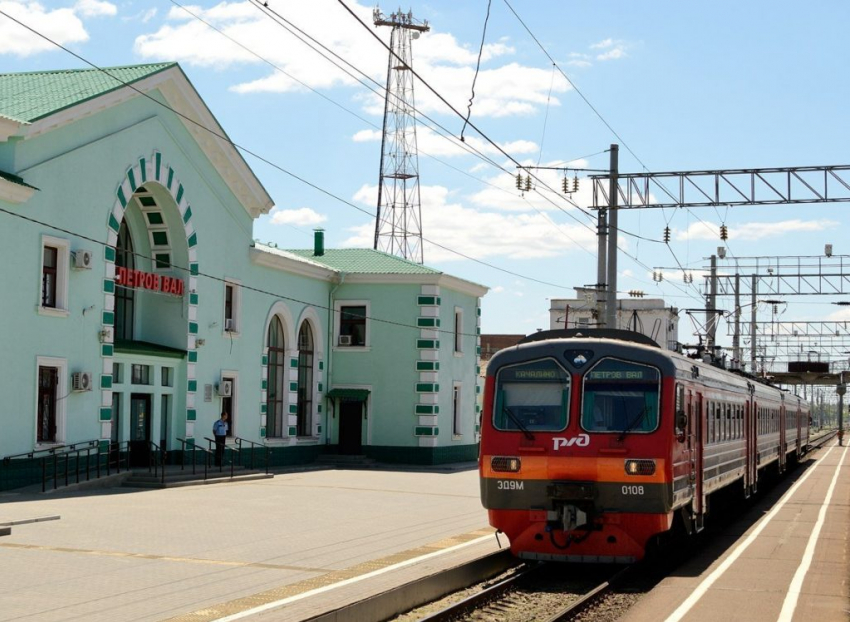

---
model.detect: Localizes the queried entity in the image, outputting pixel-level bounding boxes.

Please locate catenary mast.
[373,7,429,264]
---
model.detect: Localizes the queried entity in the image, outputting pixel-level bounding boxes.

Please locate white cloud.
[827,308,850,321]
[349,183,597,262]
[597,47,626,61]
[590,38,614,50]
[674,219,839,242]
[74,0,116,17]
[269,207,327,227]
[491,285,505,294]
[135,1,570,118]
[0,1,90,56]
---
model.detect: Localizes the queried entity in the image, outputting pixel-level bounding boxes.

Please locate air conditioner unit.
[224,318,235,332]
[338,334,352,346]
[72,371,92,392]
[74,250,93,269]
[216,380,232,397]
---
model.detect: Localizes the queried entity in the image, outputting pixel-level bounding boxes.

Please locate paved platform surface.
[621,441,850,622]
[0,465,498,621]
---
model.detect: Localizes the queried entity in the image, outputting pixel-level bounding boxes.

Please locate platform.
[0,464,499,621]
[621,441,849,622]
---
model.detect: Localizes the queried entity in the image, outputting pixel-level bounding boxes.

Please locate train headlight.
[624,459,656,476]
[491,456,521,473]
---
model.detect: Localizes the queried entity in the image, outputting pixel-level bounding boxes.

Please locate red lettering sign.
[113,266,183,297]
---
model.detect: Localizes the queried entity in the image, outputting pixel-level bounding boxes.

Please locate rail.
[147,440,166,485]
[177,437,211,481]
[234,437,270,473]
[204,437,237,479]
[1,440,100,493]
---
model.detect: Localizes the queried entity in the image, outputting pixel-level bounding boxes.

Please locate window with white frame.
[336,301,369,347]
[36,357,67,445]
[453,383,462,436]
[223,280,242,334]
[454,307,463,353]
[39,236,70,315]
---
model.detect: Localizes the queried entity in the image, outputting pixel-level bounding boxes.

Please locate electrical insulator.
[524,175,532,192]
[653,271,663,282]
[720,224,728,240]
[684,272,693,284]
[562,176,569,194]
[572,175,579,193]
[663,226,671,243]
[516,173,523,190]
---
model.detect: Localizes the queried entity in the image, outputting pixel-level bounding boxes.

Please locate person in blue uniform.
[213,412,229,467]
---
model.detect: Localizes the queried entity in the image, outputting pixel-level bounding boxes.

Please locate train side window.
[493,358,570,433]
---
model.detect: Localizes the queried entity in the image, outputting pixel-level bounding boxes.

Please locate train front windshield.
[581,358,660,434]
[493,359,570,432]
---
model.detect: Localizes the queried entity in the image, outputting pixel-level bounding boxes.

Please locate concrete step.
[122,468,273,489]
[314,454,378,468]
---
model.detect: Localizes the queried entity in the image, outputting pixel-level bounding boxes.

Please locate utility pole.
[732,272,741,369]
[373,8,429,264]
[706,254,718,353]
[751,275,758,373]
[605,144,619,329]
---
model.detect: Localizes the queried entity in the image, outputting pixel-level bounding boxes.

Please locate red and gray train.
[479,329,810,563]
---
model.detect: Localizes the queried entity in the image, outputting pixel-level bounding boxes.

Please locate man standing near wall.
[213,413,229,467]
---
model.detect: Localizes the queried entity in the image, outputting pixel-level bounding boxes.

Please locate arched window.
[115,221,135,341]
[297,323,314,437]
[267,316,286,438]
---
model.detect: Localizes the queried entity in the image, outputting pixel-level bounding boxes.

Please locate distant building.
[549,288,679,350]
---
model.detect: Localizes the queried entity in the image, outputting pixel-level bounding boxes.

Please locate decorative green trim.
[288,426,297,436]
[417,339,439,349]
[318,361,324,370]
[289,382,298,392]
[417,295,439,305]
[101,344,113,357]
[108,213,120,233]
[317,425,322,434]
[415,404,439,415]
[102,311,114,326]
[317,382,323,392]
[290,358,298,368]
[260,427,267,438]
[103,279,114,294]
[104,246,116,262]
[188,322,198,335]
[187,380,197,393]
[190,263,199,276]
[127,168,137,192]
[146,211,164,225]
[417,317,440,328]
[416,383,439,393]
[317,404,322,413]
[183,205,193,224]
[155,153,161,181]
[175,184,184,205]
[288,404,298,414]
[139,158,147,183]
[152,231,169,246]
[117,187,127,209]
[415,426,439,436]
[167,167,174,190]
[100,375,112,389]
[187,409,197,421]
[189,292,199,305]
[260,403,267,414]
[154,253,170,269]
[100,407,112,421]
[261,380,268,390]
[187,232,198,248]
[188,351,197,363]
[416,361,439,371]
[262,355,268,366]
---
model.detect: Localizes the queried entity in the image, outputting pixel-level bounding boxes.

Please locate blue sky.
[2,1,849,367]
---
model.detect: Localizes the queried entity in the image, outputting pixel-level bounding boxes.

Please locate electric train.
[479,329,809,563]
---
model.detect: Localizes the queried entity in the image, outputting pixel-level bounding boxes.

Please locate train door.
[748,399,758,495]
[689,392,704,530]
[779,401,787,473]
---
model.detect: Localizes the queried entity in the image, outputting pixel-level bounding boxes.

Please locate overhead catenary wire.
[0,7,580,292]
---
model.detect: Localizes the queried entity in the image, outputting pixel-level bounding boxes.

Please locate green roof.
[327,388,370,401]
[285,249,442,275]
[0,63,177,123]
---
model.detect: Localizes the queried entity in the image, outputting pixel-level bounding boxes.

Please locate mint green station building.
[0,63,486,488]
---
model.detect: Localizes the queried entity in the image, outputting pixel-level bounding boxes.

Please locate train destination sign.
[587,369,657,381]
[115,266,184,297]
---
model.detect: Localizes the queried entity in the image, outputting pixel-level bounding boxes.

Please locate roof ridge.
[0,62,177,79]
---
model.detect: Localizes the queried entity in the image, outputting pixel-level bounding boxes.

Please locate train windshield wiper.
[617,405,648,442]
[503,406,535,441]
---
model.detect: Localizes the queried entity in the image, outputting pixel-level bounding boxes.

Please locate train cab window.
[580,358,660,434]
[493,359,570,432]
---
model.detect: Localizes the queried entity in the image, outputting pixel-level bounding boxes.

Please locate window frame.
[579,356,661,435]
[35,356,67,446]
[493,357,571,433]
[223,279,242,336]
[220,371,237,438]
[38,236,70,317]
[334,300,370,349]
[453,307,464,355]
[267,316,286,438]
[296,323,315,438]
[452,382,462,437]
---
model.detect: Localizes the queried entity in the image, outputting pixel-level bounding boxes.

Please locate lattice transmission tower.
[373,7,429,264]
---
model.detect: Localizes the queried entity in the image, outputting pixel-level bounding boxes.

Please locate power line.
[0,7,578,292]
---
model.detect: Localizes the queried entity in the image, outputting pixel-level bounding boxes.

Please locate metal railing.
[147,441,166,485]
[2,440,101,493]
[204,437,237,479]
[177,437,212,481]
[234,437,271,474]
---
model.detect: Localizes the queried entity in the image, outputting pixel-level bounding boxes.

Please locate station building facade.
[0,63,486,487]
